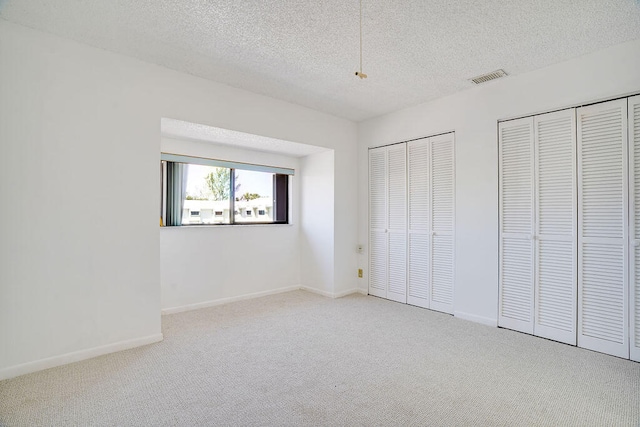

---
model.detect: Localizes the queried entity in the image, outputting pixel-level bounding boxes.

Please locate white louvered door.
[629,95,640,362]
[499,118,535,334]
[387,144,408,303]
[578,99,629,359]
[369,135,454,309]
[533,109,577,345]
[369,147,388,299]
[407,138,430,308]
[429,134,455,314]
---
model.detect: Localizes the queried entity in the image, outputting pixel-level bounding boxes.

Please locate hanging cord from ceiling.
[355,0,367,79]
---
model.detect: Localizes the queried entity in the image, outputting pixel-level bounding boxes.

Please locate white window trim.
[161,153,294,176]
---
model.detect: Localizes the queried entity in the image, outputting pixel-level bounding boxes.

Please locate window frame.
[160,153,292,227]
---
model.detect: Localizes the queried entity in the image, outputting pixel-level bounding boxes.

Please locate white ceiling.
[2,1,640,122]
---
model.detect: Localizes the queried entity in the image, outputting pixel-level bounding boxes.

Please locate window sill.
[160,223,294,229]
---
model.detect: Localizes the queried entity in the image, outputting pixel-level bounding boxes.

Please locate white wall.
[160,137,302,311]
[0,20,357,379]
[333,134,359,295]
[300,150,335,295]
[358,39,640,326]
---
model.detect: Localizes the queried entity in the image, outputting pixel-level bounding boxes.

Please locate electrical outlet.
[358,269,363,278]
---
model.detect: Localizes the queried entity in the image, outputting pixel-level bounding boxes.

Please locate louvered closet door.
[407,138,430,308]
[387,144,408,303]
[629,95,640,362]
[533,109,577,345]
[429,133,455,314]
[499,118,535,334]
[578,99,629,359]
[369,147,388,299]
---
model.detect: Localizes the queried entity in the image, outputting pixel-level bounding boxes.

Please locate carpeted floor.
[1,290,639,426]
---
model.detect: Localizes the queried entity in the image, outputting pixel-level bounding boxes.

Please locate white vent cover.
[470,69,508,84]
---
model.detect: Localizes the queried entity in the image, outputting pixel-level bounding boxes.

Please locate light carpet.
[1,290,639,426]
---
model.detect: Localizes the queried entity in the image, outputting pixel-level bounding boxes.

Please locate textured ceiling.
[161,118,328,157]
[2,1,640,121]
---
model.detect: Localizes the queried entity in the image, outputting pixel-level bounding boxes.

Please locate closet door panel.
[629,95,640,362]
[388,232,407,303]
[408,140,429,231]
[429,134,455,314]
[387,144,407,302]
[369,147,387,298]
[369,231,388,298]
[388,145,407,232]
[581,243,625,344]
[407,139,430,308]
[534,109,577,345]
[408,233,429,306]
[536,240,574,339]
[633,246,640,362]
[578,99,629,358]
[632,239,640,362]
[501,239,533,325]
[431,234,453,312]
[499,118,535,334]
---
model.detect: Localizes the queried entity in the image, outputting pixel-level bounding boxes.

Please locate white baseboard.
[299,286,364,299]
[299,286,335,298]
[0,333,163,381]
[164,286,364,316]
[454,311,498,327]
[334,288,366,298]
[161,285,300,315]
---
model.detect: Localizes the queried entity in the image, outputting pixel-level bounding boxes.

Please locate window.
[161,153,291,226]
[234,169,274,223]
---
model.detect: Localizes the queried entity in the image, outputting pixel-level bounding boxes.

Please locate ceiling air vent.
[470,69,508,84]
